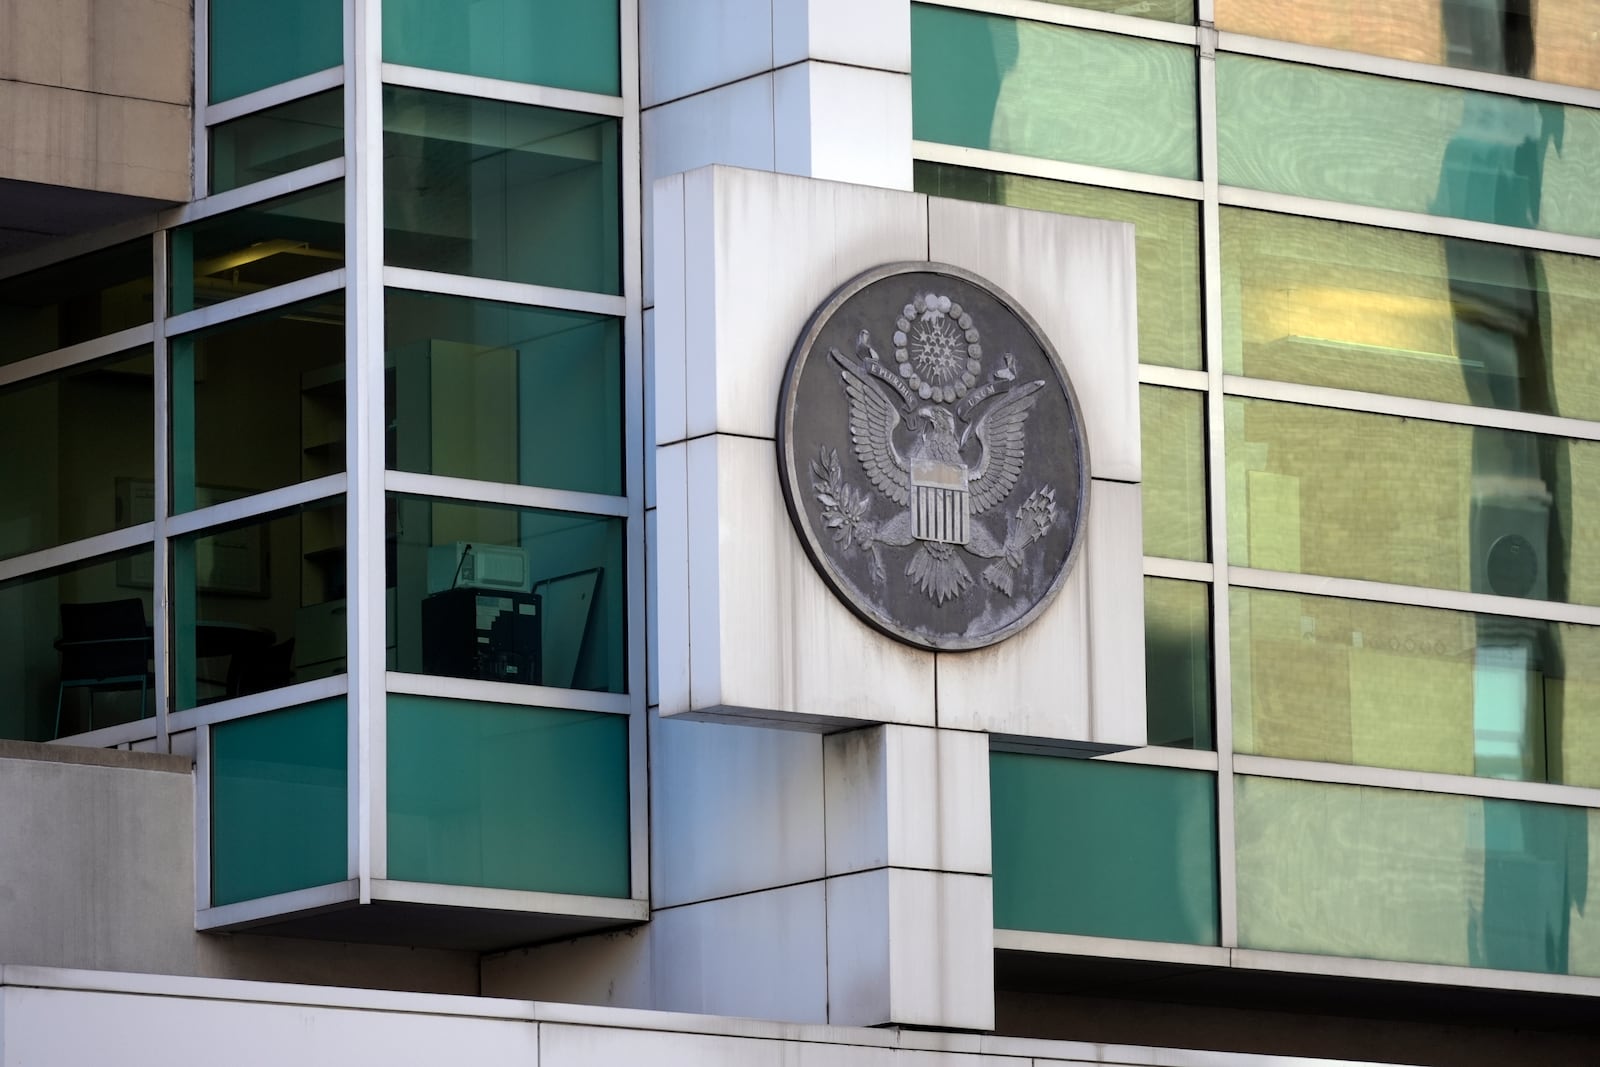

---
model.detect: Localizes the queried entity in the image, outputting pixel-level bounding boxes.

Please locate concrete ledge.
[0,739,190,774]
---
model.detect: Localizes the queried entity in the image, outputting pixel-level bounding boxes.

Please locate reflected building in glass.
[2,0,1600,1064]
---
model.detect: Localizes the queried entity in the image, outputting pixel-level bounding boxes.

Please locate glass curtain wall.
[915,1,1600,979]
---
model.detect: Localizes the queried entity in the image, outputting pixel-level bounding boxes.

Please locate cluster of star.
[892,292,983,403]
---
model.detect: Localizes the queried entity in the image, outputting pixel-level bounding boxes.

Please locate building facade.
[2,0,1599,1063]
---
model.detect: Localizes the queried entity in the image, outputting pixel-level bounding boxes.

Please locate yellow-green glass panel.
[1218,55,1600,239]
[383,0,619,96]
[1146,577,1213,750]
[1237,776,1600,977]
[1222,208,1600,421]
[1141,385,1207,561]
[914,162,1202,370]
[912,5,1198,180]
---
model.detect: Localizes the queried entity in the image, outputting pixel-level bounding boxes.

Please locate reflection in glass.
[0,348,153,561]
[912,5,1198,179]
[170,294,345,514]
[1217,55,1600,239]
[383,0,620,96]
[1236,776,1598,977]
[915,162,1203,370]
[387,695,629,896]
[172,498,347,711]
[210,89,344,195]
[1225,397,1599,605]
[208,0,342,103]
[1141,385,1208,561]
[1233,587,1600,786]
[385,290,623,495]
[1214,0,1600,93]
[171,183,344,315]
[384,87,621,294]
[1146,577,1213,750]
[0,240,152,368]
[0,549,154,742]
[991,752,1218,942]
[390,494,626,694]
[1036,0,1194,24]
[1221,209,1600,421]
[211,698,347,905]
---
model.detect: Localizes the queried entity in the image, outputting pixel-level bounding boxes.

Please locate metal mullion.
[380,64,626,118]
[194,723,212,909]
[192,0,209,201]
[203,67,347,127]
[1228,566,1600,628]
[152,228,171,749]
[161,159,348,228]
[385,672,630,717]
[1137,364,1208,390]
[917,0,1200,46]
[0,525,155,585]
[1094,746,1219,772]
[163,475,348,539]
[994,929,1230,965]
[1234,754,1600,811]
[0,325,157,390]
[383,471,629,519]
[52,717,160,751]
[382,266,629,318]
[169,675,350,733]
[913,141,1205,201]
[1144,556,1213,583]
[163,270,347,338]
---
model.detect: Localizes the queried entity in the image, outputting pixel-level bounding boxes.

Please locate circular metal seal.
[776,262,1090,651]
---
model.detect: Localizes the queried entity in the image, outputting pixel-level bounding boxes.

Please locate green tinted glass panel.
[1215,0,1600,93]
[992,752,1218,942]
[0,550,154,742]
[1222,209,1600,421]
[385,290,623,495]
[209,89,344,194]
[1237,776,1600,976]
[0,348,153,562]
[1146,577,1213,750]
[209,0,342,103]
[912,6,1198,180]
[0,240,152,367]
[389,494,626,693]
[384,87,621,294]
[1141,385,1207,561]
[1225,397,1600,606]
[170,294,345,514]
[172,498,347,711]
[1233,587,1600,788]
[387,695,629,896]
[1036,0,1193,23]
[1218,55,1600,239]
[171,183,344,315]
[914,162,1202,370]
[384,0,620,96]
[211,699,347,906]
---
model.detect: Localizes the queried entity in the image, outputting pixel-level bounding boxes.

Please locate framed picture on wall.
[115,479,268,597]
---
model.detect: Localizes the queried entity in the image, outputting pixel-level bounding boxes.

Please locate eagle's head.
[916,405,958,436]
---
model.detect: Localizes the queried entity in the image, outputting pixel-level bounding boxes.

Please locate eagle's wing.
[830,351,911,506]
[968,381,1044,515]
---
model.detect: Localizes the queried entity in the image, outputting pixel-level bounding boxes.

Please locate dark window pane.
[384,87,621,294]
[171,183,344,315]
[1146,577,1213,750]
[386,290,623,495]
[0,550,155,741]
[0,348,153,561]
[387,695,629,896]
[0,240,152,367]
[390,494,626,694]
[210,89,344,194]
[209,0,342,103]
[383,0,620,96]
[991,752,1218,943]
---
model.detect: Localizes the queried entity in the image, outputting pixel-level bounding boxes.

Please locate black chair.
[54,599,154,738]
[225,638,296,698]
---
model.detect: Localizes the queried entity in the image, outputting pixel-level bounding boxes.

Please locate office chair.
[54,599,154,738]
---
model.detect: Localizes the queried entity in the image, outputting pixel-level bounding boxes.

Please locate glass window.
[209,89,344,195]
[0,240,152,368]
[1215,0,1600,94]
[911,5,1198,180]
[171,183,344,315]
[0,550,155,742]
[384,87,621,294]
[385,290,623,495]
[387,695,629,896]
[991,752,1218,943]
[383,0,620,96]
[1236,776,1600,977]
[1146,577,1213,750]
[1036,0,1193,24]
[1225,397,1600,606]
[0,348,153,561]
[211,698,347,906]
[390,494,626,694]
[1218,55,1600,240]
[1141,385,1207,561]
[208,0,342,104]
[1233,587,1600,788]
[1222,209,1600,422]
[170,294,345,514]
[172,498,347,711]
[914,162,1202,370]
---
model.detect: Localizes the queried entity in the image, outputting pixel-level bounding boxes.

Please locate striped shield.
[910,459,970,545]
